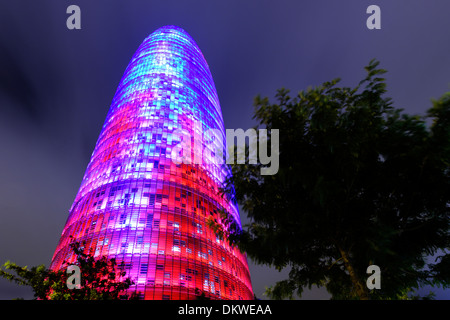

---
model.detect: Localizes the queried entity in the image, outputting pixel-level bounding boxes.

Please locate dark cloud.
[0,44,39,120]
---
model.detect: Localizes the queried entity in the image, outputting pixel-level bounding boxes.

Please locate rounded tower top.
[110,25,221,119]
[75,25,235,221]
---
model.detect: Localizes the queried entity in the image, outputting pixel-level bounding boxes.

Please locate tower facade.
[50,26,253,300]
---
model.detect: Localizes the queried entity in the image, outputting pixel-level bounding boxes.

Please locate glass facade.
[50,25,253,300]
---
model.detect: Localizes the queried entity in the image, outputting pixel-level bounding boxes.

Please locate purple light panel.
[50,25,253,300]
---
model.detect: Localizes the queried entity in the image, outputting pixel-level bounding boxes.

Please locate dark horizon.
[1,0,449,300]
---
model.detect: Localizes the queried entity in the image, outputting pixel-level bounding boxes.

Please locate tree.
[213,60,450,299]
[0,240,139,300]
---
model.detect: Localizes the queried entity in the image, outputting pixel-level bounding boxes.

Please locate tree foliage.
[0,241,139,300]
[214,60,450,299]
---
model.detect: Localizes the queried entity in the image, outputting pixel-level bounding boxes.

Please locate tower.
[50,25,253,300]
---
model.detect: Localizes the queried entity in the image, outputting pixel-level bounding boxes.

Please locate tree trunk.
[338,246,370,300]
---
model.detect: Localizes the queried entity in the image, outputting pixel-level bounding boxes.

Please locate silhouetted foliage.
[211,60,450,300]
[0,240,139,300]
[195,288,211,300]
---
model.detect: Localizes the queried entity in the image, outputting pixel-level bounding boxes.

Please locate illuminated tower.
[50,25,253,300]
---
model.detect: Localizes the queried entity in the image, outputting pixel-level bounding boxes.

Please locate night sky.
[1,0,449,300]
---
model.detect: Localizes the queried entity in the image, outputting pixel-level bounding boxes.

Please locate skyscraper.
[50,25,253,300]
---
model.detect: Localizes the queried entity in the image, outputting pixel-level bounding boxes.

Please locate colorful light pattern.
[50,25,253,300]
